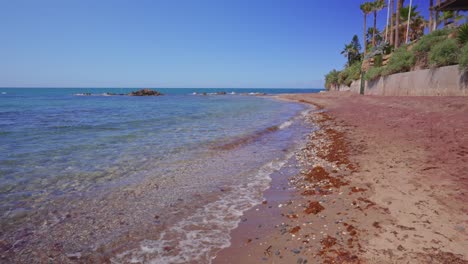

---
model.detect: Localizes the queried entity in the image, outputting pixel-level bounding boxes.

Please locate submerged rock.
[128,89,163,96]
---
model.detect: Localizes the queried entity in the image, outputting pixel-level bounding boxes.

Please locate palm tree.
[395,0,403,48]
[440,11,464,27]
[434,0,440,31]
[389,0,395,45]
[429,0,433,33]
[341,44,355,66]
[399,5,426,42]
[372,0,386,47]
[367,27,383,46]
[325,69,340,91]
[341,35,362,66]
[360,2,373,54]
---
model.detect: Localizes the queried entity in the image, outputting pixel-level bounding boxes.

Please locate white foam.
[112,152,293,264]
[278,120,293,130]
[278,109,312,130]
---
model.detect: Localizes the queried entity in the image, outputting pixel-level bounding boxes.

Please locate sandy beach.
[214,92,468,264]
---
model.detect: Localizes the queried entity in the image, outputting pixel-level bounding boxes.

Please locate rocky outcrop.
[128,89,163,96]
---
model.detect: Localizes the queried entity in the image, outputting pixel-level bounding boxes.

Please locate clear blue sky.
[1,0,433,88]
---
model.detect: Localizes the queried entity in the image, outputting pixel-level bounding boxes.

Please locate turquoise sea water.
[0,88,321,262]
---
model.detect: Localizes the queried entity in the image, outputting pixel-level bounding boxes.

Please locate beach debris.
[321,236,337,248]
[163,246,172,252]
[304,201,324,215]
[350,186,367,193]
[289,226,301,234]
[264,245,272,256]
[66,252,82,260]
[297,257,308,263]
[285,213,298,219]
[344,223,358,236]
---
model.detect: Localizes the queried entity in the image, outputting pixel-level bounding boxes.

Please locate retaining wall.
[364,65,468,96]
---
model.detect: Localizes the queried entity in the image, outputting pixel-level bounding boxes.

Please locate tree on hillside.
[367,27,383,47]
[360,2,373,55]
[351,34,362,53]
[389,0,395,45]
[399,5,427,42]
[372,0,386,47]
[434,0,440,31]
[439,11,464,28]
[395,0,403,48]
[341,35,362,66]
[324,69,340,90]
[429,0,434,33]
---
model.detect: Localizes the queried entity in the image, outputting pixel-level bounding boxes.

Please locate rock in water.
[128,89,163,96]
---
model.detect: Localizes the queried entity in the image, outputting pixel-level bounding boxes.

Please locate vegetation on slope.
[324,0,468,90]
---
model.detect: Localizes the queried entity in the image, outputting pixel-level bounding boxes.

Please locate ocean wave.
[214,108,311,151]
[112,152,293,264]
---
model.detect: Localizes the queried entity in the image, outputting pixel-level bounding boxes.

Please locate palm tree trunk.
[373,10,377,46]
[363,14,367,55]
[389,0,394,45]
[434,0,440,31]
[385,0,391,42]
[395,0,402,48]
[405,0,412,43]
[429,0,433,33]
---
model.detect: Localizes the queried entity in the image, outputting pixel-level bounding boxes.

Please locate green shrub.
[459,43,468,71]
[457,23,468,45]
[336,62,361,87]
[374,54,383,67]
[429,38,460,67]
[413,28,452,54]
[324,69,340,90]
[345,62,362,81]
[382,46,415,76]
[364,67,384,81]
[338,70,349,86]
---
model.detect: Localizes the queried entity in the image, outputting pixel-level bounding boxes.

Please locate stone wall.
[364,65,468,96]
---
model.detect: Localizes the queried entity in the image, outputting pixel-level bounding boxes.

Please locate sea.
[0,88,321,263]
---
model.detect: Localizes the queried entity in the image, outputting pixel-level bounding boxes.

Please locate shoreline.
[214,91,468,263]
[0,94,311,263]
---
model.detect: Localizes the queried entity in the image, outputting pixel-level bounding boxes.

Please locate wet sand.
[214,92,468,263]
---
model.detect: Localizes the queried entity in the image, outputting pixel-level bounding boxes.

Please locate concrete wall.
[338,80,361,93]
[364,65,468,96]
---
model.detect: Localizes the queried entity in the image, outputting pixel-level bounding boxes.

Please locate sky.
[1,0,434,88]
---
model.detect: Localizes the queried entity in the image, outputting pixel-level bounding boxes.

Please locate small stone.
[291,248,301,254]
[66,253,81,260]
